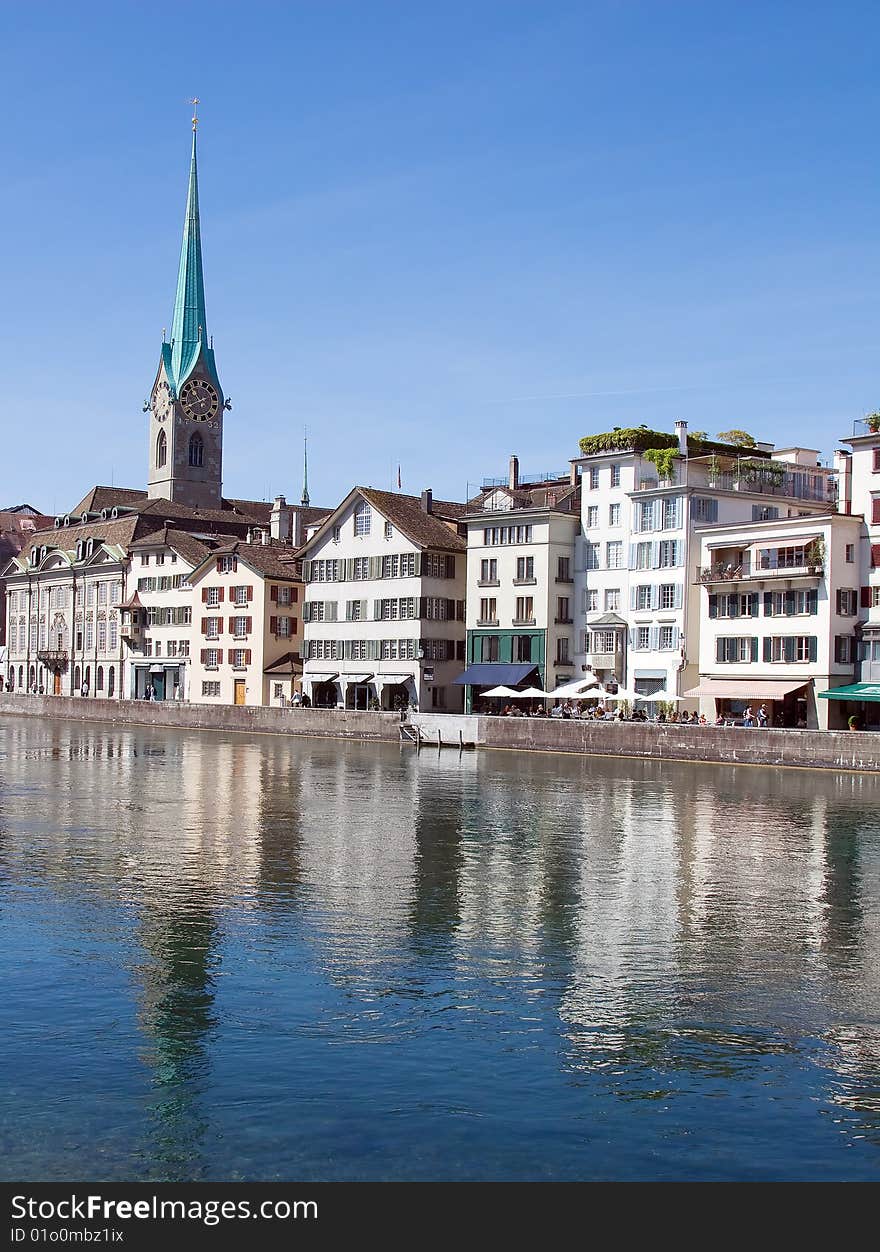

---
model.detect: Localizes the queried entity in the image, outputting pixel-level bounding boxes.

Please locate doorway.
[53,670,62,696]
[151,673,166,701]
[234,680,246,706]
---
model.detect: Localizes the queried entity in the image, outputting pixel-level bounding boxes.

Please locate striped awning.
[684,679,807,700]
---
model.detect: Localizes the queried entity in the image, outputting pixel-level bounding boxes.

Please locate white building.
[460,457,580,708]
[299,487,467,712]
[688,512,863,728]
[570,423,837,707]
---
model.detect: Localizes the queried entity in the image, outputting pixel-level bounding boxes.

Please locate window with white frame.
[97,620,107,652]
[167,641,177,657]
[636,626,650,650]
[605,588,620,611]
[660,583,676,610]
[872,587,880,608]
[180,641,190,657]
[480,558,497,582]
[716,636,756,663]
[110,583,120,605]
[352,557,369,580]
[845,544,855,563]
[233,649,247,668]
[610,464,621,487]
[233,616,249,638]
[109,618,117,650]
[354,501,371,536]
[592,629,617,654]
[384,521,393,539]
[658,540,677,568]
[85,620,93,650]
[589,467,599,489]
[202,681,221,696]
[584,543,600,570]
[206,617,220,638]
[218,556,235,573]
[233,586,249,606]
[637,501,654,532]
[514,596,534,622]
[381,599,399,620]
[277,616,291,637]
[836,589,858,616]
[516,556,534,580]
[635,585,651,611]
[586,506,599,528]
[609,503,621,527]
[662,498,680,530]
[332,525,341,542]
[207,587,220,607]
[479,597,497,622]
[606,541,623,569]
[586,588,598,612]
[634,542,652,569]
[659,625,676,650]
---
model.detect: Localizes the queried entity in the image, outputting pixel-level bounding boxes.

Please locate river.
[1,715,879,1181]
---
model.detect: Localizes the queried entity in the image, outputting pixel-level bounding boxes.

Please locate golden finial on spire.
[190,97,200,131]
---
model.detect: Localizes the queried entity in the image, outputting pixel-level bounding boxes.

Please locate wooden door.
[234,680,246,706]
[53,671,62,696]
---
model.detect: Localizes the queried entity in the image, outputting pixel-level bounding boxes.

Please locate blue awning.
[454,663,538,687]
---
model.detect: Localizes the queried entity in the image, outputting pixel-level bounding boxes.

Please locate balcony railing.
[699,560,823,584]
[511,617,537,626]
[586,652,618,669]
[554,616,574,625]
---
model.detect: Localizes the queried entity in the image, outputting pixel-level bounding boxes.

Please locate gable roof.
[300,487,466,555]
[70,486,148,515]
[188,539,302,582]
[128,526,213,568]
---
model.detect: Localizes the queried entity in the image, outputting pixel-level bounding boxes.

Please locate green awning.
[818,682,880,702]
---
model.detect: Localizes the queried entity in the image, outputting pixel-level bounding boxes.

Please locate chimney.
[509,454,519,490]
[270,494,291,542]
[261,528,270,545]
[420,489,433,514]
[569,461,579,487]
[674,420,688,457]
[245,527,253,544]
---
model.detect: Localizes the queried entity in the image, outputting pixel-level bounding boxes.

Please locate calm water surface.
[1,715,879,1181]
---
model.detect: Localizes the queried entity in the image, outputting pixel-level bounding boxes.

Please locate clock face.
[180,378,220,422]
[152,380,172,422]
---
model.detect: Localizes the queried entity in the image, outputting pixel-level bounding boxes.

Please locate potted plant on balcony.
[867,412,880,433]
[805,538,825,573]
[643,446,678,484]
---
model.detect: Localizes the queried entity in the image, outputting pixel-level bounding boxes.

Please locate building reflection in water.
[1,716,880,1171]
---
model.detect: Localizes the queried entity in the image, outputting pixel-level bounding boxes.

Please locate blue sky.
[1,1,877,512]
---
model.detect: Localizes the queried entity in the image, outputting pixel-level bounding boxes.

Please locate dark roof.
[190,539,302,581]
[468,482,580,515]
[224,497,273,523]
[128,526,212,568]
[298,506,332,527]
[0,503,46,515]
[11,515,145,566]
[263,650,302,675]
[70,486,148,515]
[358,488,467,551]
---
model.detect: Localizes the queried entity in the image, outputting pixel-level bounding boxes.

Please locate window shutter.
[861,586,871,608]
[369,556,380,579]
[292,587,298,603]
[373,599,382,619]
[270,616,278,635]
[628,544,637,568]
[715,638,724,663]
[245,616,252,632]
[447,555,456,578]
[784,637,795,663]
[327,604,337,623]
[200,649,207,664]
[871,544,880,568]
[413,553,422,576]
[418,596,427,619]
[457,600,465,621]
[835,590,842,615]
[651,541,660,568]
[446,598,455,619]
[271,585,278,602]
[750,637,759,663]
[336,561,346,582]
[226,616,232,634]
[232,558,238,573]
[201,588,208,603]
[247,586,253,602]
[784,591,795,616]
[763,637,772,663]
[729,596,739,618]
[834,637,843,664]
[630,586,638,611]
[218,587,225,602]
[808,589,818,615]
[245,649,252,666]
[342,640,350,660]
[809,636,818,664]
[674,584,683,610]
[649,626,659,651]
[360,599,368,621]
[302,602,310,623]
[370,639,381,661]
[215,559,222,574]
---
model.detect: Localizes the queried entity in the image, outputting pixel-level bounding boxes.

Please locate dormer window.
[354,501,371,536]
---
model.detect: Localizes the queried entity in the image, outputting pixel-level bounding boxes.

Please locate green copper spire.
[170,116,208,388]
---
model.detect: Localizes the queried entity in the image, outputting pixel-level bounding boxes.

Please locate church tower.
[147,105,226,509]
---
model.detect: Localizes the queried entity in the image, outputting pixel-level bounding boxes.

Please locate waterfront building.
[186,534,303,706]
[299,488,467,711]
[569,423,838,707]
[815,418,880,726]
[0,505,52,646]
[689,511,863,728]
[459,456,580,709]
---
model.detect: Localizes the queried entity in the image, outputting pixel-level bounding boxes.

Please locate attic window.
[354,502,371,537]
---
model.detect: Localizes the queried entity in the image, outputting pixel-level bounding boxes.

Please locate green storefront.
[464,629,546,712]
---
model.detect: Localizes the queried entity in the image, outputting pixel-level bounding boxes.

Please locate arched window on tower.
[156,429,167,469]
[189,433,204,467]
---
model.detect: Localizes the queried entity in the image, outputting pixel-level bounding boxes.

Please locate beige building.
[187,537,303,706]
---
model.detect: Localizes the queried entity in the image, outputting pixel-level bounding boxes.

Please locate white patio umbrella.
[600,687,637,702]
[510,686,550,699]
[546,678,601,698]
[635,689,686,703]
[481,685,522,699]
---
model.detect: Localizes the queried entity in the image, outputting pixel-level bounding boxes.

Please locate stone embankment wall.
[1,695,879,772]
[0,693,400,742]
